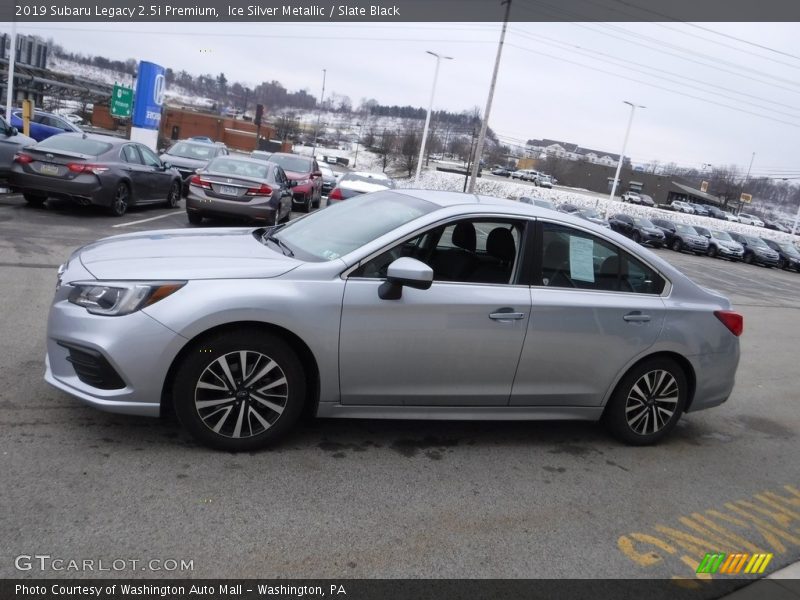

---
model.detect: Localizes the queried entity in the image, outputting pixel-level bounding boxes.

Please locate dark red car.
[263,152,322,212]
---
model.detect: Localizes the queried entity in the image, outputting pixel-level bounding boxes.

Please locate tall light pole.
[608,100,645,202]
[415,51,452,185]
[311,69,326,158]
[467,0,512,193]
[353,121,365,168]
[5,21,17,122]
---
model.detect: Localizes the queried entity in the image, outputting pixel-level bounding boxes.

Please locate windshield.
[779,243,800,256]
[675,224,697,234]
[746,236,768,248]
[273,191,435,261]
[533,199,554,209]
[340,173,396,189]
[318,164,334,176]
[634,217,655,228]
[268,154,313,173]
[36,135,112,156]
[166,142,217,160]
[711,230,733,241]
[581,208,600,218]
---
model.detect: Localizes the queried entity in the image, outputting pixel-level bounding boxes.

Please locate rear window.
[208,157,269,179]
[36,135,112,156]
[267,154,313,173]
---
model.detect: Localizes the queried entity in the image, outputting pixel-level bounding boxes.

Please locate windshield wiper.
[260,224,294,257]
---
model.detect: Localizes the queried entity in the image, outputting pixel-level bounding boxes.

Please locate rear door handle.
[489,309,526,321]
[623,311,651,323]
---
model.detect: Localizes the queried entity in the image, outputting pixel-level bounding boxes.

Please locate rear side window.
[36,136,112,156]
[538,223,666,295]
[121,145,142,164]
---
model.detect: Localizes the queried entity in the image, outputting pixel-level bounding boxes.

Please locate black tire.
[778,259,787,270]
[172,330,307,451]
[602,357,688,446]
[187,211,203,225]
[300,195,311,213]
[632,231,641,244]
[671,239,682,252]
[165,180,181,208]
[312,190,321,209]
[23,192,47,206]
[743,253,754,265]
[707,246,717,258]
[109,182,130,216]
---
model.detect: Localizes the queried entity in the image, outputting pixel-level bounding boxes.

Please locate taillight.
[189,174,211,189]
[328,187,343,201]
[67,163,109,174]
[14,152,33,164]
[714,310,743,337]
[245,183,273,196]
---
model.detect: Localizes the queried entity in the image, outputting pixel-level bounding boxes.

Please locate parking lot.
[1,193,799,590]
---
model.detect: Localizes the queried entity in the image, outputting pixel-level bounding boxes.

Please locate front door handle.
[489,308,526,321]
[623,311,651,323]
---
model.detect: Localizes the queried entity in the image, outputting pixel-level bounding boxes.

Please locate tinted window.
[208,157,269,179]
[138,145,162,168]
[538,223,666,294]
[267,154,313,173]
[166,142,216,160]
[121,145,142,164]
[36,135,112,156]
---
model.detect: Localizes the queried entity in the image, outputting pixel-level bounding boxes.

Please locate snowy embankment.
[397,171,799,244]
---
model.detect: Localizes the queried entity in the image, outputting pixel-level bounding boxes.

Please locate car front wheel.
[173,330,307,451]
[671,239,682,252]
[707,246,717,258]
[165,181,181,208]
[603,358,688,445]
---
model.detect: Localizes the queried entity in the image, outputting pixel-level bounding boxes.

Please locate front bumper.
[45,294,188,417]
[716,245,744,258]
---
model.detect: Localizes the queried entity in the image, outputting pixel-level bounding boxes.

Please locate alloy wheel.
[112,184,129,216]
[194,351,289,439]
[625,369,679,435]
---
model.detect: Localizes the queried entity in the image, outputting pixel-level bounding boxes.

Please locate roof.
[670,181,722,204]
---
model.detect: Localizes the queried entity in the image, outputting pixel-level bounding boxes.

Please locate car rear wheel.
[173,330,307,451]
[632,231,641,243]
[165,181,181,208]
[187,211,203,225]
[671,239,682,252]
[23,192,47,206]
[109,182,130,216]
[603,357,687,445]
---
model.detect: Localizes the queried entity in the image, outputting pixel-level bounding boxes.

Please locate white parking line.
[112,212,181,228]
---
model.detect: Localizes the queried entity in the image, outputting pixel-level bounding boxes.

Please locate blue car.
[9,109,83,142]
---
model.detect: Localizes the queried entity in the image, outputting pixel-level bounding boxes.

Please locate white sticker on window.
[569,236,595,283]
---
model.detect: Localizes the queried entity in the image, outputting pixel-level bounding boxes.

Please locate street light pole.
[415,51,452,186]
[467,0,512,193]
[312,69,326,158]
[353,121,364,168]
[608,100,645,202]
[5,22,17,122]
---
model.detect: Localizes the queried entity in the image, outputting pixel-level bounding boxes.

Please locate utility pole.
[312,69,326,158]
[463,128,477,192]
[609,101,645,202]
[467,0,511,193]
[739,151,755,214]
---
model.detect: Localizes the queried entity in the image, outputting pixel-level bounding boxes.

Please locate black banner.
[0,579,762,600]
[5,0,800,23]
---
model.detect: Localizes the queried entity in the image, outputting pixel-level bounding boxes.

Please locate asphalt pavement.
[0,194,798,594]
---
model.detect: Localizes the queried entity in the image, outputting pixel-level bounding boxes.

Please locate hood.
[75,228,300,280]
[643,227,663,235]
[284,169,312,180]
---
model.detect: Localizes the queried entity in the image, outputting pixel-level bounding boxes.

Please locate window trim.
[532,218,672,297]
[342,213,535,288]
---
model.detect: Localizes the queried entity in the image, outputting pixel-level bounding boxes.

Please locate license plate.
[218,185,238,196]
[40,164,60,176]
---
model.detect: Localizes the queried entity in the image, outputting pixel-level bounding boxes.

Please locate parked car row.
[608,212,796,271]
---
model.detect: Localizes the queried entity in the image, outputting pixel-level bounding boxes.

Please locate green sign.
[110,83,133,118]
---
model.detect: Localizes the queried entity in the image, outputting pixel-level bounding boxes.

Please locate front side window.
[538,223,665,294]
[351,218,524,285]
[138,145,162,168]
[121,145,142,164]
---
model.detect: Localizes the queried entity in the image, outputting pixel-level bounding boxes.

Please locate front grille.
[58,342,125,390]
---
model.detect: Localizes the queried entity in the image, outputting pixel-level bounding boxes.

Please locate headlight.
[68,281,185,316]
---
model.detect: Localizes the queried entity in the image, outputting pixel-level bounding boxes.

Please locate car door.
[510,220,667,407]
[339,217,532,406]
[273,166,293,218]
[137,144,172,201]
[119,144,151,201]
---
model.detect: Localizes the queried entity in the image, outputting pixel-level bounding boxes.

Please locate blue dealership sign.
[131,61,165,129]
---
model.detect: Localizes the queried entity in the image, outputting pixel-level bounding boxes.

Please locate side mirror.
[288,180,298,187]
[379,257,433,300]
[161,161,172,170]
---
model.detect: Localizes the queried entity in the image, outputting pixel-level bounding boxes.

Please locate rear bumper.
[10,170,109,205]
[185,191,277,222]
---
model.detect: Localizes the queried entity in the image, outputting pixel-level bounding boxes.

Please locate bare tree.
[399,131,421,177]
[375,130,397,172]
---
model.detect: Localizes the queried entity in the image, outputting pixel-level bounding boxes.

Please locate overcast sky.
[7,20,800,179]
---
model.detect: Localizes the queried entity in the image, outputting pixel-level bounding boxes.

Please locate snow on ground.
[397,170,800,244]
[293,144,388,173]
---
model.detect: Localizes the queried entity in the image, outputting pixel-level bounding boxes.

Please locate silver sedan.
[45,190,742,451]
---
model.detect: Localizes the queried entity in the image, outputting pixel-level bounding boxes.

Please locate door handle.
[489,309,526,321]
[623,311,651,323]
